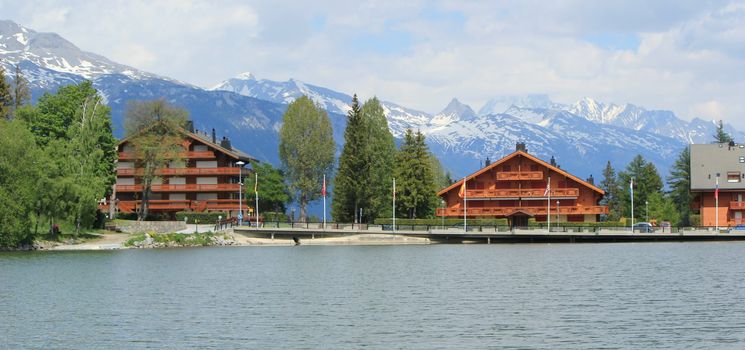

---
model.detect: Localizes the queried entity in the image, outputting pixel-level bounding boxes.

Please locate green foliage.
[647,192,680,224]
[600,161,622,221]
[175,211,228,224]
[689,214,701,227]
[245,162,291,213]
[713,120,733,143]
[332,96,396,223]
[375,218,508,226]
[0,65,12,119]
[125,232,219,247]
[12,64,30,112]
[667,147,691,226]
[279,95,335,221]
[617,154,663,219]
[263,212,290,222]
[394,129,439,219]
[124,99,189,220]
[0,120,42,247]
[527,218,626,227]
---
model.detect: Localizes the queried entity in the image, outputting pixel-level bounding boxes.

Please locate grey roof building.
[690,142,745,191]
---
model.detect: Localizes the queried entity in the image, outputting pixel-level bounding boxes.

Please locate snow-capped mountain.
[478,94,566,116]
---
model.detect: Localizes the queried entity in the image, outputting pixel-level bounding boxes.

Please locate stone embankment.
[127,232,237,249]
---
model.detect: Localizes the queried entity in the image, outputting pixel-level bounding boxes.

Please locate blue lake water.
[2,243,745,349]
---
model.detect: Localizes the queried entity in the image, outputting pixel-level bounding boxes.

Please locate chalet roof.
[437,150,604,196]
[118,125,257,163]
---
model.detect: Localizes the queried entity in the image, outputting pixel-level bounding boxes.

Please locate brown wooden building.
[107,127,256,218]
[437,144,608,227]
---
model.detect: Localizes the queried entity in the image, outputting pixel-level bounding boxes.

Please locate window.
[728,172,741,183]
[740,156,745,163]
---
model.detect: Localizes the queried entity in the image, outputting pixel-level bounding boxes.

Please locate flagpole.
[464,177,467,232]
[392,178,396,233]
[716,175,719,230]
[323,174,326,230]
[547,177,551,232]
[255,172,259,228]
[630,178,634,232]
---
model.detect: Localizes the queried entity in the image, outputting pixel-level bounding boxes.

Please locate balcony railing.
[730,201,745,209]
[105,199,249,213]
[118,151,216,160]
[436,205,608,217]
[116,167,249,176]
[496,171,544,181]
[116,183,240,192]
[464,188,579,198]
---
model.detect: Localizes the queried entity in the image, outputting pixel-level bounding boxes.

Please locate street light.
[236,160,245,226]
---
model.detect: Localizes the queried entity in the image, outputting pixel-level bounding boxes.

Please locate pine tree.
[600,161,621,221]
[667,147,691,226]
[279,95,335,221]
[394,129,438,219]
[12,64,30,112]
[0,65,12,120]
[617,155,663,219]
[713,120,733,143]
[332,94,364,222]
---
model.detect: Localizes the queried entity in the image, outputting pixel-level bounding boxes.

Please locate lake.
[2,243,745,349]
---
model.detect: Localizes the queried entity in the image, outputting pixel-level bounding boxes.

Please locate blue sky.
[1,0,745,127]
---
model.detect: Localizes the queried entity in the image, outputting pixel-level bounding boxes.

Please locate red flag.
[715,184,719,200]
[322,175,327,196]
[459,178,466,198]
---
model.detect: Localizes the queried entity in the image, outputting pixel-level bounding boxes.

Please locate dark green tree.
[332,94,364,222]
[713,120,733,143]
[617,155,663,220]
[394,129,438,219]
[124,99,188,221]
[0,65,12,119]
[245,162,291,214]
[279,95,335,221]
[600,161,622,221]
[647,192,680,225]
[12,64,30,112]
[667,147,691,226]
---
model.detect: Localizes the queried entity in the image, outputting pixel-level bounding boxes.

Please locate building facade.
[108,127,255,219]
[690,142,745,227]
[437,144,607,227]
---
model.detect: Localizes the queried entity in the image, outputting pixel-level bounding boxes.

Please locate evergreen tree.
[332,94,364,222]
[394,129,438,219]
[647,192,680,226]
[12,64,31,112]
[667,147,691,226]
[0,65,12,119]
[124,99,188,221]
[279,95,335,221]
[245,162,291,213]
[713,120,733,143]
[617,155,663,219]
[600,161,621,221]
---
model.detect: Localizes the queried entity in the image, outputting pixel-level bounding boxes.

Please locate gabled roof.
[437,150,604,196]
[119,125,257,163]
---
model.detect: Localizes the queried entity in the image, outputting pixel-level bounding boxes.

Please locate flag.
[459,178,466,198]
[254,173,258,195]
[630,178,633,197]
[322,175,327,196]
[715,181,719,200]
[544,180,551,196]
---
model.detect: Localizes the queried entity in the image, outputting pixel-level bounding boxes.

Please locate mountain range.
[2,19,743,184]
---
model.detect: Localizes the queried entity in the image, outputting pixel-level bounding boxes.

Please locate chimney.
[485,157,491,167]
[185,120,194,133]
[587,174,594,185]
[516,142,527,152]
[220,136,232,150]
[550,156,557,167]
[211,128,216,144]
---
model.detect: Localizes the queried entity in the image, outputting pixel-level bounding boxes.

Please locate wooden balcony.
[116,167,249,176]
[465,188,579,198]
[116,183,241,192]
[108,199,249,213]
[436,205,608,217]
[118,151,216,160]
[730,201,745,210]
[496,171,543,181]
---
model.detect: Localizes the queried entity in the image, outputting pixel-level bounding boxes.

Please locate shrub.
[263,212,289,222]
[374,218,509,226]
[175,211,228,224]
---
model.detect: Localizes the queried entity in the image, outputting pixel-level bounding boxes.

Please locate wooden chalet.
[106,124,256,219]
[437,143,608,227]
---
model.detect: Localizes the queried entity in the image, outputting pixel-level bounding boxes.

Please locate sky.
[2,0,745,127]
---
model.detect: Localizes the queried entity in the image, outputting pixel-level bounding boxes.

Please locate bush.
[374,218,509,226]
[263,212,289,222]
[527,218,625,227]
[175,211,229,224]
[689,214,701,226]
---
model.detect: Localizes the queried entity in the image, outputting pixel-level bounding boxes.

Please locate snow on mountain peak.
[235,71,256,80]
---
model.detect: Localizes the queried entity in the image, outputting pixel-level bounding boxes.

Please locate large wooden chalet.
[107,124,255,219]
[437,143,608,227]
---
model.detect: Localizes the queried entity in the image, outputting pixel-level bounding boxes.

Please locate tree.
[617,155,663,219]
[394,129,438,219]
[245,162,291,213]
[600,161,622,221]
[0,119,44,247]
[667,147,692,226]
[279,95,335,221]
[332,94,364,223]
[713,120,733,143]
[124,99,188,221]
[12,64,31,112]
[0,65,12,119]
[647,192,680,226]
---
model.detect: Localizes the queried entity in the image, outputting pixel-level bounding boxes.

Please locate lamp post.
[236,160,245,226]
